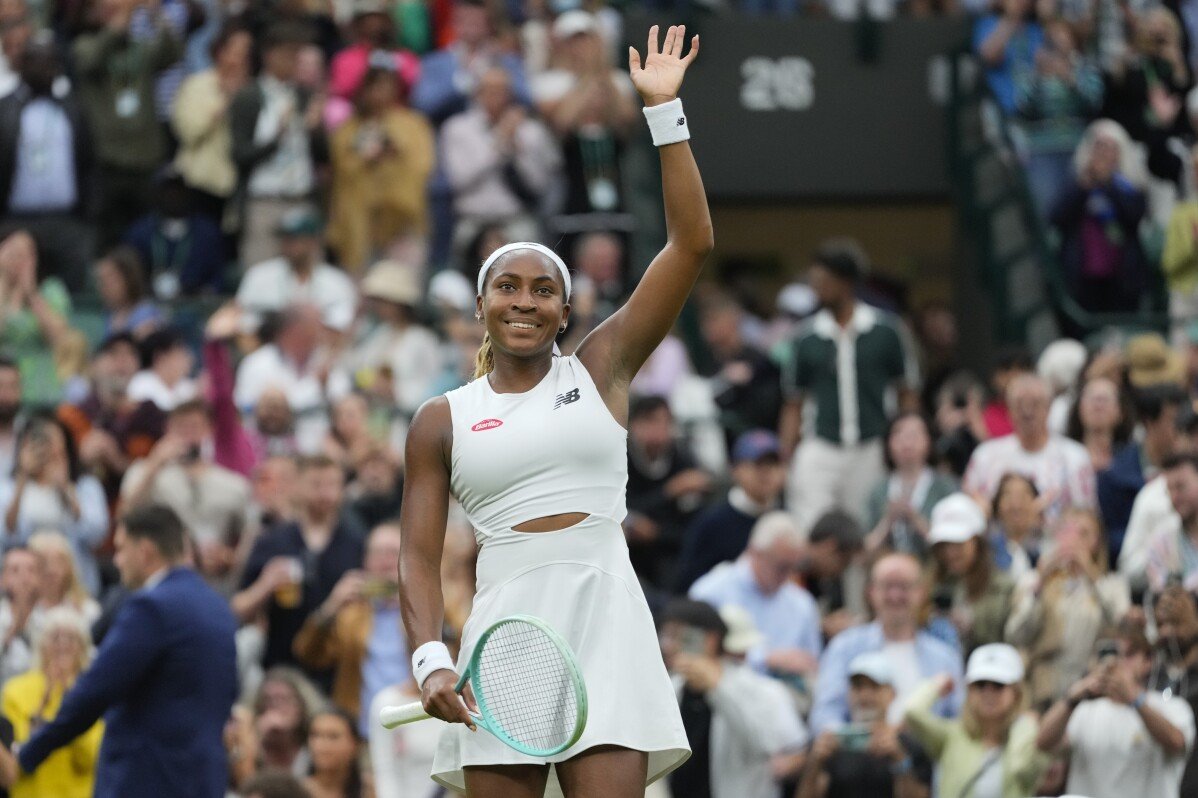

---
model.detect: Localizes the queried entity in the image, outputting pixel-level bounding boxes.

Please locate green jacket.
[905,679,1050,798]
[72,26,181,171]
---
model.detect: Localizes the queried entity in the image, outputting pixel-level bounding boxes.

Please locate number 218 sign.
[739,57,815,112]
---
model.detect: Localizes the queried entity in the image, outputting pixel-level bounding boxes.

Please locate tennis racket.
[379,614,588,757]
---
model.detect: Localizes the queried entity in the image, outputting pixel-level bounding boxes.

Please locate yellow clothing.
[172,69,238,198]
[2,670,103,798]
[327,107,435,273]
[1162,200,1198,293]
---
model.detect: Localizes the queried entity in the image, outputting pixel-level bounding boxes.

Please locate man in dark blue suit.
[13,504,238,798]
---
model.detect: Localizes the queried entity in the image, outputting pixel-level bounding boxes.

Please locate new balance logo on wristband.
[554,389,581,409]
[417,658,426,668]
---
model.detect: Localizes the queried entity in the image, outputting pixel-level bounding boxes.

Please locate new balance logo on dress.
[554,389,581,409]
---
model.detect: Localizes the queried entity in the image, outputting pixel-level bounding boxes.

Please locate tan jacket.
[172,69,238,198]
[293,601,373,718]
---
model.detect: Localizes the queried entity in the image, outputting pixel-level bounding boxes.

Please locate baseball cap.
[848,651,894,686]
[552,10,597,39]
[1126,333,1185,389]
[928,493,986,545]
[719,605,764,656]
[731,429,781,464]
[965,643,1024,685]
[275,207,323,237]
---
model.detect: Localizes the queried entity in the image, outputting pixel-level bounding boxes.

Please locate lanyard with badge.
[111,42,144,120]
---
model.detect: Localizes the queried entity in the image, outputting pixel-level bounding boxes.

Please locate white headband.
[477,242,572,299]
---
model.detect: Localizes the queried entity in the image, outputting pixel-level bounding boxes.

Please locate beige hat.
[362,260,421,306]
[1126,333,1185,388]
[719,605,764,656]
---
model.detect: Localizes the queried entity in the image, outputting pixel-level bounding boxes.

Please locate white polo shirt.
[235,258,358,332]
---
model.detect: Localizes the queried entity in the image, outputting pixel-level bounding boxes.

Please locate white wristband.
[412,641,455,690]
[643,98,690,147]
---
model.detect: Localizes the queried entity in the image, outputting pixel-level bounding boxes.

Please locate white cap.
[848,651,894,686]
[552,10,597,39]
[928,493,986,545]
[1036,339,1087,394]
[965,643,1025,685]
[719,605,764,656]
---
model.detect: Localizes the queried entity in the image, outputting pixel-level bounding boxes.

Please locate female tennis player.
[399,24,710,797]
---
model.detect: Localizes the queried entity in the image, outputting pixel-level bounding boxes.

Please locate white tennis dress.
[431,354,690,795]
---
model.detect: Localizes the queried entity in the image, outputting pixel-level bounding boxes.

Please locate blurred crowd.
[0,1,1192,798]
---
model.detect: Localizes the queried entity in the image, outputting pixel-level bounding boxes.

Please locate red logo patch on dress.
[471,418,504,431]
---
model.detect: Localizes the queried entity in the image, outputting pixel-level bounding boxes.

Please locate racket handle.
[379,701,432,729]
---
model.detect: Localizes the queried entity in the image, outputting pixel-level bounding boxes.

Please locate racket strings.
[476,621,579,752]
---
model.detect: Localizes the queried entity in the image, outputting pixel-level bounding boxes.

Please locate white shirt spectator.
[962,433,1096,521]
[0,601,40,685]
[1065,694,1195,798]
[234,343,351,453]
[235,257,358,333]
[1119,476,1176,587]
[369,684,441,798]
[126,370,198,411]
[246,75,314,199]
[343,322,443,418]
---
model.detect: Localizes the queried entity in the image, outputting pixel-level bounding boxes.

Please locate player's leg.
[555,744,649,798]
[463,763,550,797]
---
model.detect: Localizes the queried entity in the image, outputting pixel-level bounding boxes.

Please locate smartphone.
[835,723,873,752]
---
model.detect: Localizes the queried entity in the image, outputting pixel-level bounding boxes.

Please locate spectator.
[56,332,161,498]
[0,0,31,98]
[865,413,958,558]
[1101,381,1184,565]
[242,667,321,783]
[91,246,163,340]
[923,493,1014,655]
[700,297,784,452]
[241,771,311,798]
[120,399,251,587]
[1014,16,1104,218]
[625,395,713,590]
[235,208,358,336]
[1038,338,1087,436]
[234,455,366,674]
[659,599,807,798]
[234,305,352,453]
[441,65,561,246]
[13,504,238,798]
[230,21,327,268]
[987,472,1039,576]
[1006,508,1130,710]
[535,11,638,238]
[689,511,822,684]
[798,510,866,643]
[980,347,1033,439]
[1164,142,1198,339]
[292,522,406,729]
[0,607,101,798]
[932,374,988,477]
[0,413,108,595]
[409,0,531,127]
[1036,626,1195,798]
[796,652,933,798]
[781,238,920,532]
[346,446,402,530]
[673,429,784,595]
[0,547,39,685]
[343,261,443,419]
[251,455,301,533]
[126,327,196,412]
[328,1,420,115]
[122,167,227,300]
[328,62,435,275]
[1149,585,1198,795]
[27,530,100,624]
[1147,451,1198,591]
[811,553,964,734]
[0,230,82,408]
[963,373,1096,521]
[304,707,366,798]
[368,679,440,798]
[974,0,1045,114]
[905,644,1050,798]
[1065,375,1132,476]
[1051,119,1150,318]
[1104,7,1190,145]
[170,22,252,226]
[73,0,182,248]
[0,358,19,475]
[0,34,94,292]
[323,394,377,476]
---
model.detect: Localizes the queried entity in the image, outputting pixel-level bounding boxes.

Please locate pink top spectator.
[329,45,421,103]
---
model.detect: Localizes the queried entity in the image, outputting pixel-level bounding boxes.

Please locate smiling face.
[477,251,570,361]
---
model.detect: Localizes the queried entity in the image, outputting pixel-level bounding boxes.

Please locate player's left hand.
[628,24,699,107]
